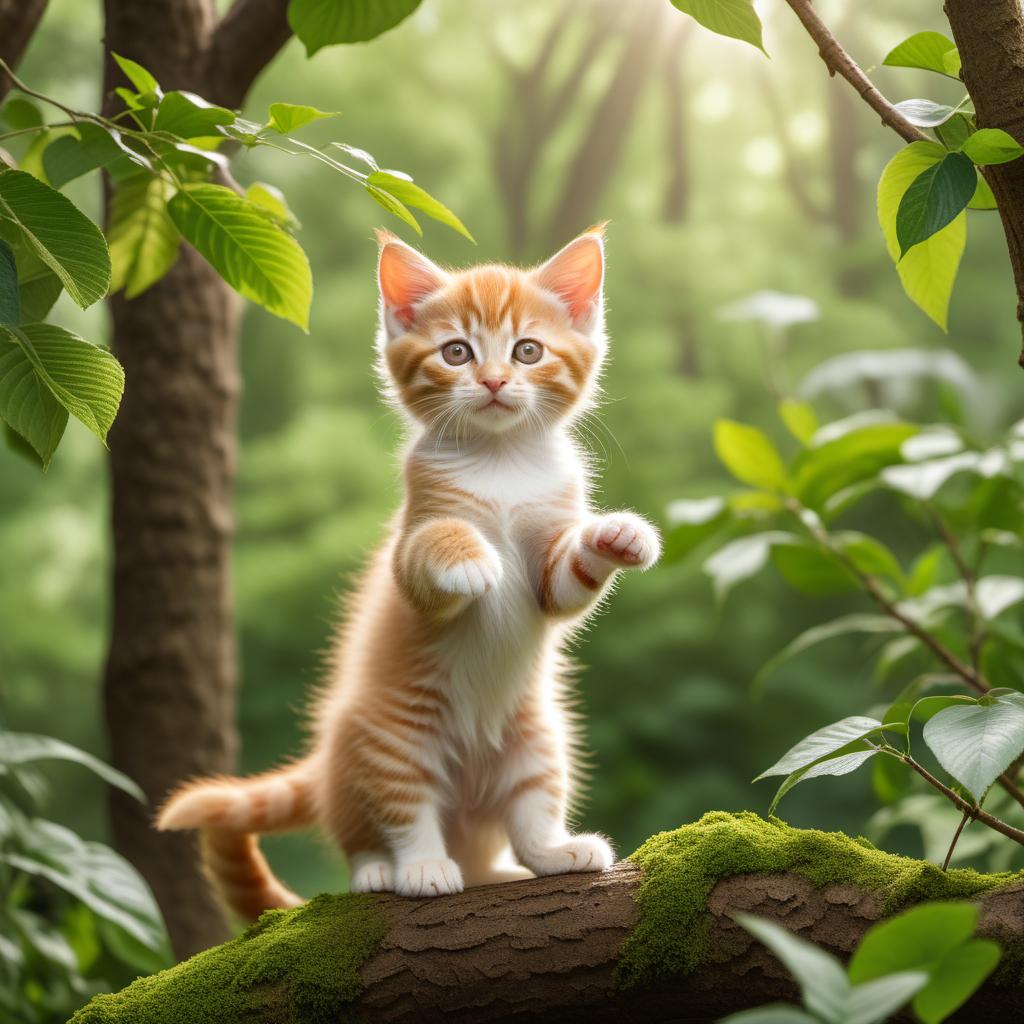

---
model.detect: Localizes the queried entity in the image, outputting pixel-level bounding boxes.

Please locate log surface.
[348,863,1024,1022]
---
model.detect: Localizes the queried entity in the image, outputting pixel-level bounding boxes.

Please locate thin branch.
[206,0,291,109]
[782,0,929,145]
[787,500,989,694]
[899,753,1024,847]
[941,810,971,871]
[931,509,987,673]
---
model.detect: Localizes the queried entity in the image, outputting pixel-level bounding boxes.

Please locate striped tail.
[157,761,317,922]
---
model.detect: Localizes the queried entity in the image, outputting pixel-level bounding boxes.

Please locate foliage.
[617,811,1016,992]
[724,902,1000,1024]
[0,35,470,468]
[0,730,171,1023]
[69,893,386,1024]
[665,4,1024,332]
[667,394,1024,865]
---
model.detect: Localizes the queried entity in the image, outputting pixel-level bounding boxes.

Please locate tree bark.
[944,0,1024,360]
[80,864,1024,1022]
[100,0,289,959]
[0,0,48,102]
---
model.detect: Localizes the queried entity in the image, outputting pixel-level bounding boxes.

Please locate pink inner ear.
[536,235,604,321]
[379,243,443,327]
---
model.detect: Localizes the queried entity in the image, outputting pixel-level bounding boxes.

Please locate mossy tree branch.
[71,814,1024,1024]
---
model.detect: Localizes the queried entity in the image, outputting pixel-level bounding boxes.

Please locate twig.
[782,0,929,145]
[930,509,987,672]
[786,500,989,694]
[898,753,1024,847]
[942,810,972,870]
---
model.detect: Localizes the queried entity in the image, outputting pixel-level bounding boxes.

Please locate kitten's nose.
[481,377,507,394]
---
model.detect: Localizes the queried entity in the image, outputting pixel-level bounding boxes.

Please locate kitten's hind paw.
[394,857,464,897]
[520,834,614,876]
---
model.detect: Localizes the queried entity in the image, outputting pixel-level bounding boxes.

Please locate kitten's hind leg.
[349,852,395,893]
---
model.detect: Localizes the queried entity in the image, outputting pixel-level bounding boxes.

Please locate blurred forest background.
[3,0,1023,904]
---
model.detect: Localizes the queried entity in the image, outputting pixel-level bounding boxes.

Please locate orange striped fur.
[157,226,660,912]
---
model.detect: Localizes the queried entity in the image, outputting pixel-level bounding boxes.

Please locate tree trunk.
[0,0,48,102]
[72,863,1024,1023]
[101,0,240,959]
[944,0,1024,361]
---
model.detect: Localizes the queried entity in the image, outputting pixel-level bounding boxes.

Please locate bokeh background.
[3,0,1023,899]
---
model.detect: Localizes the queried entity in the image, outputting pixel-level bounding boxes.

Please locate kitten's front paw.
[433,542,503,598]
[583,514,660,570]
[350,858,394,893]
[394,858,464,897]
[520,834,614,876]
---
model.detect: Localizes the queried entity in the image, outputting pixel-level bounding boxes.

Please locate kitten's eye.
[441,340,473,366]
[512,339,543,364]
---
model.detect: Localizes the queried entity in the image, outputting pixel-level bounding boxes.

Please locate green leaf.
[153,91,235,139]
[167,183,312,331]
[731,914,849,1021]
[265,102,338,134]
[4,822,167,952]
[0,237,17,325]
[366,170,475,242]
[923,690,1024,802]
[895,152,976,257]
[245,182,300,231]
[969,175,997,210]
[0,169,111,308]
[42,123,150,189]
[288,0,422,55]
[771,540,858,595]
[848,903,1000,1024]
[962,127,1024,166]
[883,32,958,76]
[936,113,975,153]
[778,398,818,445]
[846,971,930,1024]
[702,531,797,601]
[365,182,422,235]
[669,0,766,55]
[108,174,180,299]
[714,419,788,492]
[663,496,730,563]
[756,615,901,689]
[5,233,61,324]
[942,49,962,77]
[0,732,143,801]
[757,716,883,780]
[768,747,879,816]
[720,1006,820,1024]
[913,939,1000,1024]
[893,99,957,128]
[794,421,918,511]
[878,142,965,330]
[0,329,66,466]
[0,98,43,131]
[0,323,124,448]
[112,53,161,95]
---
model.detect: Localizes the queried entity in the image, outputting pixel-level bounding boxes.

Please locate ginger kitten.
[158,225,661,912]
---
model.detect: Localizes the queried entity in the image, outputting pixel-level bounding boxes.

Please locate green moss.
[70,893,387,1024]
[617,811,1023,990]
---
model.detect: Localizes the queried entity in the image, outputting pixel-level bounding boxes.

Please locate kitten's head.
[375,227,607,437]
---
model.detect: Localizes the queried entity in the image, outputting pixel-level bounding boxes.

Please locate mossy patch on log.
[70,893,386,1024]
[617,810,1023,990]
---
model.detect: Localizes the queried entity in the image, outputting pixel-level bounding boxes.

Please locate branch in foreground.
[782,0,928,145]
[70,812,1024,1024]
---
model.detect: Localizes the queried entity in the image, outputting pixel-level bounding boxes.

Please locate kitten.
[158,225,661,913]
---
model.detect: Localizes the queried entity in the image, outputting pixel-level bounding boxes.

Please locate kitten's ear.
[534,224,605,332]
[376,230,446,334]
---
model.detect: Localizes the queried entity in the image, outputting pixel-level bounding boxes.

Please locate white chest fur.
[413,432,583,750]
